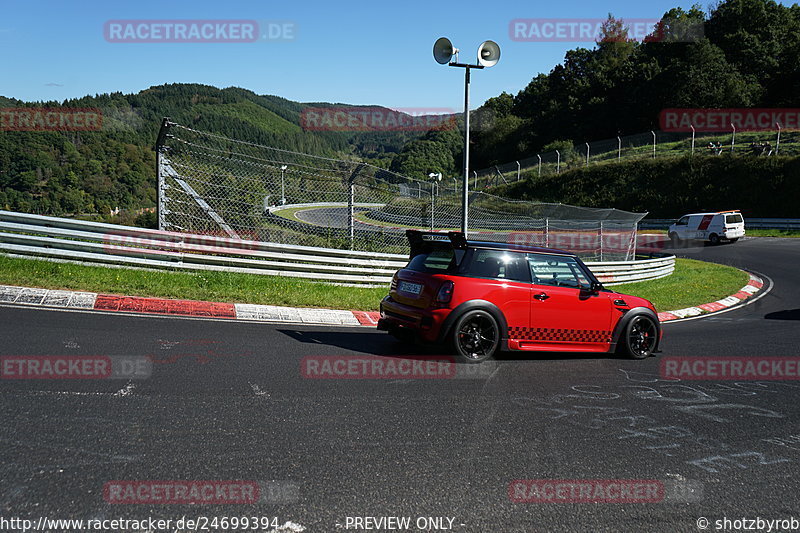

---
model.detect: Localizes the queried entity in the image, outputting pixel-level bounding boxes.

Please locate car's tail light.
[435,281,454,305]
[390,273,398,291]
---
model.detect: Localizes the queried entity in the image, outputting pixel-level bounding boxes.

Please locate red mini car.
[377,230,661,363]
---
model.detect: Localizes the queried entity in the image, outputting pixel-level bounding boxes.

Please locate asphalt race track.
[1,237,799,532]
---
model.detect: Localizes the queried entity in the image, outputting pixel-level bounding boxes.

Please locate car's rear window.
[406,247,462,273]
[460,249,530,282]
[726,214,743,224]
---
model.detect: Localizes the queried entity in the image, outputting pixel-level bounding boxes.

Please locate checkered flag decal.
[508,326,612,343]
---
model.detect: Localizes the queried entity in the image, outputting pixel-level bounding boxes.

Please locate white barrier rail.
[640,218,800,230]
[0,211,674,286]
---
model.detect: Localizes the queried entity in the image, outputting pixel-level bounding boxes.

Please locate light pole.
[280,165,288,205]
[434,37,500,238]
[428,172,442,230]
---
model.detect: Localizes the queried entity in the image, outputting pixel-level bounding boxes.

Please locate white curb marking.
[234,303,359,325]
[669,307,703,318]
[716,296,742,307]
[0,285,98,309]
[67,292,98,309]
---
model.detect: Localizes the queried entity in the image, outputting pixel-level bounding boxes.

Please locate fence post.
[155,117,173,231]
[599,220,604,262]
[347,164,365,250]
[516,161,521,181]
[776,122,781,154]
[537,154,542,178]
[473,170,477,189]
[617,136,621,161]
[348,180,355,249]
[430,182,435,231]
[556,150,561,174]
[731,123,736,152]
[651,131,656,159]
[157,149,166,231]
[585,143,590,166]
[690,125,695,155]
[545,218,549,248]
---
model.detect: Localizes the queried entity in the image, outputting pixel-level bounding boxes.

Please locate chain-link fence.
[474,127,799,187]
[157,120,646,260]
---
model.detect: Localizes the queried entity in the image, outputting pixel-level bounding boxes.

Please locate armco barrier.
[640,218,800,230]
[0,211,673,286]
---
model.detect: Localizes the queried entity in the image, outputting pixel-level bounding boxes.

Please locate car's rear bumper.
[722,229,745,239]
[378,296,450,343]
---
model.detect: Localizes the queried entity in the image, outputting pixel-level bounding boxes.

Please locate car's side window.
[463,249,530,282]
[676,216,689,226]
[527,253,591,289]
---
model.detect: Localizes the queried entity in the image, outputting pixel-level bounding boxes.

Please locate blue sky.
[2,0,705,111]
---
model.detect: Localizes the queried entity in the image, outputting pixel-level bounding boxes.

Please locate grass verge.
[0,255,387,311]
[0,255,749,313]
[612,257,749,311]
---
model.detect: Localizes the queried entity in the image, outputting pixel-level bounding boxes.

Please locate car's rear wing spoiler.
[406,230,467,259]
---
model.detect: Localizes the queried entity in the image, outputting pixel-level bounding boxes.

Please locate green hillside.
[0,83,441,219]
[496,155,800,218]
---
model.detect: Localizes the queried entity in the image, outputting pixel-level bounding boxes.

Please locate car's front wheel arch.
[610,307,661,357]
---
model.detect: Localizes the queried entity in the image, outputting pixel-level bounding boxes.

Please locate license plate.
[398,281,423,295]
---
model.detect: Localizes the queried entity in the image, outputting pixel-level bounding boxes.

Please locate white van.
[668,210,745,245]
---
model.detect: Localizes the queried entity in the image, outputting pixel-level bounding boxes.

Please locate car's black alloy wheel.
[452,310,499,363]
[621,315,658,359]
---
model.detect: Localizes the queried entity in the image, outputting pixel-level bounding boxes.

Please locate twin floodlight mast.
[433,37,500,67]
[432,37,500,236]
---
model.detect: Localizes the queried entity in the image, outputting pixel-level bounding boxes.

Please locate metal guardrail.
[640,218,800,230]
[0,211,674,286]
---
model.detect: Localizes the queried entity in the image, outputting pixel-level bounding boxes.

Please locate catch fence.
[158,120,646,260]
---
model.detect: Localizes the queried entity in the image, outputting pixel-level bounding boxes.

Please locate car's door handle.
[533,292,549,301]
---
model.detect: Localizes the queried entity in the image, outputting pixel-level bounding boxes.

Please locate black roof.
[406,230,575,257]
[466,239,574,256]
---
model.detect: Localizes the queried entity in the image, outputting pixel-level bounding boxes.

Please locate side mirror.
[590,281,603,293]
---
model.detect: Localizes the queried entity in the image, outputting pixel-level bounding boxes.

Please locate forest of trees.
[1,0,798,218]
[0,84,427,218]
[470,0,800,168]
